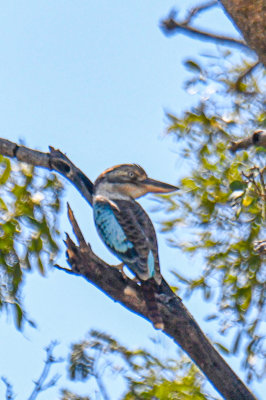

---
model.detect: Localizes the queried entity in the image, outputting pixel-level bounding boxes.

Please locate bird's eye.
[128,171,135,178]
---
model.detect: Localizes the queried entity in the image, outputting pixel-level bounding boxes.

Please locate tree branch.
[161,2,250,50]
[234,61,260,93]
[27,341,62,400]
[63,205,255,400]
[93,371,111,400]
[182,1,219,25]
[219,0,266,65]
[1,377,14,400]
[229,129,266,153]
[0,138,256,400]
[0,138,94,205]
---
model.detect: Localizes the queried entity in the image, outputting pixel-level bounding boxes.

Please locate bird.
[92,164,178,329]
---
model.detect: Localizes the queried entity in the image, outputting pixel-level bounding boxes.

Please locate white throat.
[93,182,131,202]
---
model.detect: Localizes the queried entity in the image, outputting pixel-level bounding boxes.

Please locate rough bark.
[162,1,265,65]
[0,138,256,400]
[220,0,266,65]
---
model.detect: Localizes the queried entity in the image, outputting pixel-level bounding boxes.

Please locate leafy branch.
[0,138,255,400]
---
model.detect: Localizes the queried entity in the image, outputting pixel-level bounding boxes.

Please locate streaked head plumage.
[95,164,147,186]
[94,164,178,199]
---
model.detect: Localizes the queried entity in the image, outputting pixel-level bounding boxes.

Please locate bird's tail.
[141,279,164,330]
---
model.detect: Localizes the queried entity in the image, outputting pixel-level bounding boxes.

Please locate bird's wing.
[116,199,161,283]
[93,197,161,283]
[93,198,138,263]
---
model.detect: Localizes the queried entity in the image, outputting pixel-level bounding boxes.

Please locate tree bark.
[219,0,266,65]
[0,138,256,400]
[229,129,266,153]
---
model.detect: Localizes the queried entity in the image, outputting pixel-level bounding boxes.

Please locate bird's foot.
[111,263,127,280]
[132,276,141,284]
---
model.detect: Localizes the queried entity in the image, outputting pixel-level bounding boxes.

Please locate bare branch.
[54,264,79,276]
[1,377,15,400]
[183,1,218,25]
[67,202,87,247]
[161,1,265,64]
[161,5,250,50]
[0,139,256,400]
[93,372,111,400]
[27,341,62,400]
[234,61,260,92]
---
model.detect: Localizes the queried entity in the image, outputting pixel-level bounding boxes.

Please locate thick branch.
[0,139,255,400]
[64,204,254,400]
[219,0,266,65]
[0,139,94,205]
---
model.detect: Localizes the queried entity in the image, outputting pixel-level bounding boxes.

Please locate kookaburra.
[92,164,178,329]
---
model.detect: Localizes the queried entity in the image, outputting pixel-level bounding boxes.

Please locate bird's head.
[94,164,178,199]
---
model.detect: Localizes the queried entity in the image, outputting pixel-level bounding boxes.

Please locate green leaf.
[229,180,246,191]
[14,302,23,329]
[182,178,198,191]
[184,60,202,73]
[0,158,11,184]
[0,197,8,210]
[37,256,45,276]
[215,343,230,354]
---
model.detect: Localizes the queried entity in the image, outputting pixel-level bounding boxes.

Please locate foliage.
[0,157,63,328]
[61,391,91,400]
[160,50,265,381]
[64,330,214,400]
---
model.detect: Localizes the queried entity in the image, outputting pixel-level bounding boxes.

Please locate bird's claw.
[111,262,127,280]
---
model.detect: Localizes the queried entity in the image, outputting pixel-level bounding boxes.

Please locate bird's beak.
[141,178,179,194]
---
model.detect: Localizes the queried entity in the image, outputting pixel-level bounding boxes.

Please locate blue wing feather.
[93,198,160,283]
[94,201,134,257]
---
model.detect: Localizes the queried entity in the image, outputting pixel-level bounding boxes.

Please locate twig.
[235,61,260,91]
[161,11,249,50]
[67,202,87,247]
[27,341,62,400]
[258,167,266,221]
[54,264,79,276]
[93,372,110,400]
[1,377,15,400]
[183,1,218,25]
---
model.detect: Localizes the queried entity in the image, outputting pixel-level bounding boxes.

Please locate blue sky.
[0,1,263,399]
